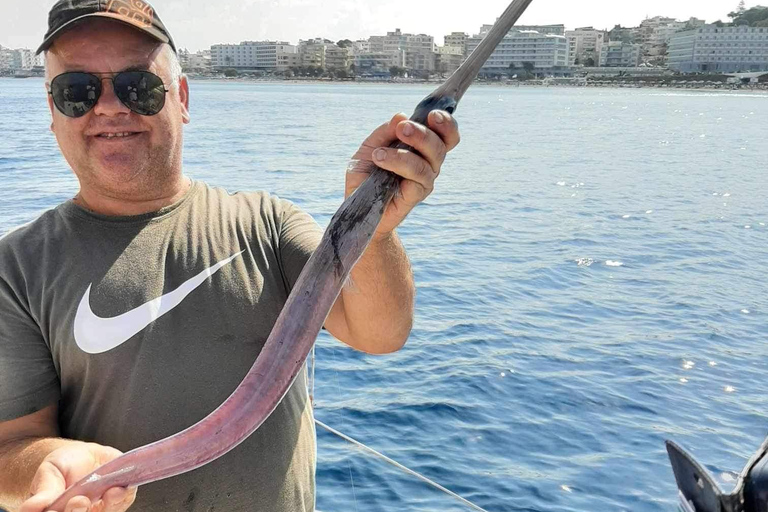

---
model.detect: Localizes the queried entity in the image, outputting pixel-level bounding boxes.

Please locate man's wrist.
[370,230,396,246]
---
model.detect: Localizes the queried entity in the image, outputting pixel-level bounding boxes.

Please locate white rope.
[314,419,492,512]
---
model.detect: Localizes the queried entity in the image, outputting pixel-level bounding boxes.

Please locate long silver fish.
[48,0,534,508]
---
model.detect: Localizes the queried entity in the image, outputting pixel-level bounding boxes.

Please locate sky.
[1,0,745,52]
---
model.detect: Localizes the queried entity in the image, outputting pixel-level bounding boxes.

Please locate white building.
[0,47,14,70]
[668,25,768,73]
[477,24,565,36]
[565,27,606,66]
[326,45,351,70]
[298,39,328,68]
[354,50,406,75]
[638,17,677,48]
[636,16,706,65]
[599,41,641,67]
[515,24,566,36]
[296,39,351,70]
[444,32,468,57]
[0,48,42,70]
[368,29,436,72]
[436,45,464,74]
[466,28,569,75]
[210,41,297,70]
[349,40,370,55]
[179,49,211,72]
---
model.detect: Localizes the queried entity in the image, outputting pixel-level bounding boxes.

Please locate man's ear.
[178,74,190,124]
[45,84,56,133]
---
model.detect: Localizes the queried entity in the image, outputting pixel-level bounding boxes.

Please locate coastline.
[3,75,765,93]
[182,75,768,93]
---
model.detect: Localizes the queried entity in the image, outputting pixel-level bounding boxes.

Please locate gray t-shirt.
[0,181,323,511]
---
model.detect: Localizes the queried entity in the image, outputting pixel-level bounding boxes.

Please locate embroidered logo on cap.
[105,0,154,28]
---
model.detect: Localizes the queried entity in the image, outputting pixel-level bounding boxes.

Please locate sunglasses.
[48,71,170,118]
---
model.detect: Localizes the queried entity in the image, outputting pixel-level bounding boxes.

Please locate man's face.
[45,20,190,199]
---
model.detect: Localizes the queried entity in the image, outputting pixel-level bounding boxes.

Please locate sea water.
[1,79,767,512]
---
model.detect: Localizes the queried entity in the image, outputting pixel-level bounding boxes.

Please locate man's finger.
[102,486,137,512]
[372,148,436,190]
[351,113,408,160]
[427,110,460,151]
[394,120,447,173]
[62,495,91,512]
[21,462,67,512]
[21,493,89,512]
[396,179,431,208]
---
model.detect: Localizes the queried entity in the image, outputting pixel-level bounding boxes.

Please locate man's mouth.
[96,131,141,139]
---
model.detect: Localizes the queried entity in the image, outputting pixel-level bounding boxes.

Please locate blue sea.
[1,78,767,512]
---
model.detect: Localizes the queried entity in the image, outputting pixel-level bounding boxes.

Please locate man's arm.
[0,405,64,510]
[0,405,135,512]
[324,110,460,354]
[325,232,415,354]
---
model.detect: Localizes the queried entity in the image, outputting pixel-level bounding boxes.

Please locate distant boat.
[12,70,35,78]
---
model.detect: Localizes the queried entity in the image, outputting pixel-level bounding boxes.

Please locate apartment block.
[599,41,642,67]
[477,24,565,36]
[0,48,42,70]
[354,50,406,75]
[444,32,468,57]
[466,28,569,74]
[368,29,436,71]
[325,45,351,70]
[179,49,211,72]
[436,45,464,74]
[565,27,606,66]
[211,41,297,70]
[668,25,768,73]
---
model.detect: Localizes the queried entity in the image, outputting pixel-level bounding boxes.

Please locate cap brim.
[36,12,172,55]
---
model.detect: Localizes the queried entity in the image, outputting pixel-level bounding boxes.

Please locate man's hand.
[345,110,460,237]
[20,442,135,512]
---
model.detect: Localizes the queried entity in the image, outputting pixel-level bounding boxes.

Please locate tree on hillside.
[730,0,747,18]
[336,39,353,48]
[729,5,768,26]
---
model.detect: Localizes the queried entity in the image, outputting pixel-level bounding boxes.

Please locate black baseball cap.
[37,0,177,55]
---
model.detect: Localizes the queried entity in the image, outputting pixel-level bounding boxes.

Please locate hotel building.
[211,41,298,70]
[668,25,768,73]
[465,27,569,75]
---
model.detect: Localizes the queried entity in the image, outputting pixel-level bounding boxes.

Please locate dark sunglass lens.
[51,73,101,118]
[114,72,166,116]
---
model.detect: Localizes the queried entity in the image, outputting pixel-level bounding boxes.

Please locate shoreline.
[3,75,765,93]
[184,76,768,93]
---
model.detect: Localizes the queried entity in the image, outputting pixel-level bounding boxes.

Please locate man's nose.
[92,77,131,116]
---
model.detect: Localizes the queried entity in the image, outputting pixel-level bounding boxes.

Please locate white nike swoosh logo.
[74,251,244,354]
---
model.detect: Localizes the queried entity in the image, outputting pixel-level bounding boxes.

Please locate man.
[0,1,460,512]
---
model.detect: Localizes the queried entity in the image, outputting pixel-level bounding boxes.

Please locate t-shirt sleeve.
[0,274,60,422]
[276,199,323,292]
